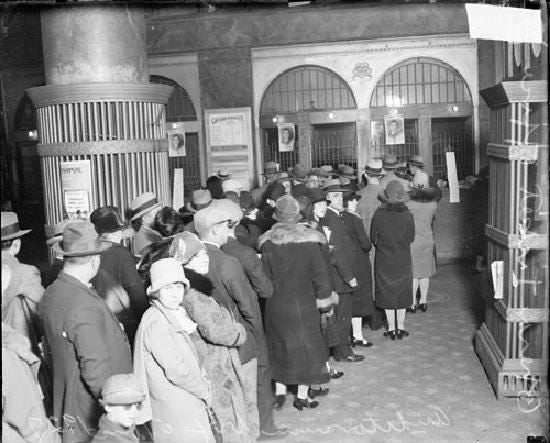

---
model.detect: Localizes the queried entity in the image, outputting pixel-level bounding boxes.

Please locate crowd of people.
[1,153,442,442]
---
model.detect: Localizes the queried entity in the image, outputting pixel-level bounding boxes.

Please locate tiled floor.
[271,265,549,443]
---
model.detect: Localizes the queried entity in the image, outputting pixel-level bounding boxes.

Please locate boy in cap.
[1,211,44,339]
[92,374,145,442]
[39,222,133,442]
[380,154,409,189]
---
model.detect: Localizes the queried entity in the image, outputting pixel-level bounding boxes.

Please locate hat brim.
[407,161,424,167]
[147,279,188,295]
[100,395,145,406]
[1,229,32,241]
[364,168,385,175]
[54,240,112,257]
[130,201,163,221]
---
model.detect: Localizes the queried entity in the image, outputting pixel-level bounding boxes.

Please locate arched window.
[370,57,472,108]
[261,65,356,115]
[150,75,199,199]
[150,75,197,121]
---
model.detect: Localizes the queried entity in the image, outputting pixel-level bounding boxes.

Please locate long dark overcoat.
[370,203,415,310]
[341,210,375,316]
[39,273,132,442]
[259,223,332,385]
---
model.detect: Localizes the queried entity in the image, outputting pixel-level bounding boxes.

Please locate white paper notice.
[172,168,184,211]
[465,4,542,43]
[446,152,460,204]
[491,261,504,299]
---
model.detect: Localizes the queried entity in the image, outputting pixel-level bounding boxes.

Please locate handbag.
[18,294,54,416]
[206,404,223,443]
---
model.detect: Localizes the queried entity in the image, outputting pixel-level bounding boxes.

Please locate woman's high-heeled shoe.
[384,330,397,340]
[419,303,427,312]
[293,397,319,411]
[308,387,329,398]
[407,305,417,313]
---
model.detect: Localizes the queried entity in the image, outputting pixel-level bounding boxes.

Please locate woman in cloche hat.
[370,180,415,341]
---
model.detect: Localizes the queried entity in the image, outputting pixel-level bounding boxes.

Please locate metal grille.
[370,57,472,108]
[432,119,472,180]
[261,65,356,115]
[311,123,357,170]
[262,128,298,173]
[371,120,418,164]
[150,75,200,197]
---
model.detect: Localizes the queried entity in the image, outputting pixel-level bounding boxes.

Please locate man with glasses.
[195,199,263,439]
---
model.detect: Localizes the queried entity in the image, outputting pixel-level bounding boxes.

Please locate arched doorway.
[12,92,47,264]
[260,65,357,171]
[150,75,200,198]
[370,57,473,179]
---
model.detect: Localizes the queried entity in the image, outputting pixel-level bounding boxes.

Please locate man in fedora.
[289,163,308,199]
[356,159,387,332]
[129,192,163,258]
[39,221,133,442]
[179,189,213,233]
[380,154,409,188]
[337,164,358,187]
[206,168,232,199]
[407,155,442,201]
[320,185,364,363]
[1,211,44,339]
[90,206,148,347]
[195,199,263,438]
[252,162,279,206]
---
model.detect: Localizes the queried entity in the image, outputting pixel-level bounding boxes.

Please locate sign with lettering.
[205,108,254,190]
[60,160,92,218]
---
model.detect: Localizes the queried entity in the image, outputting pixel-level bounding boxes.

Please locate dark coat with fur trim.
[259,223,334,385]
[370,203,415,310]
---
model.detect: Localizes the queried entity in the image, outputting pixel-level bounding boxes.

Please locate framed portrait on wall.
[167,130,186,157]
[384,114,405,145]
[278,123,295,152]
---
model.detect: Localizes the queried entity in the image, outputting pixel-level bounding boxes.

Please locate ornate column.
[27,5,172,241]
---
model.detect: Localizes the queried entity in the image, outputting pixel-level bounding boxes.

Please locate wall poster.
[384,114,405,145]
[277,123,296,152]
[205,108,254,190]
[167,126,186,157]
[60,160,92,218]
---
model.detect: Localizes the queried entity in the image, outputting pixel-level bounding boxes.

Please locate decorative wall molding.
[37,140,168,157]
[351,62,373,81]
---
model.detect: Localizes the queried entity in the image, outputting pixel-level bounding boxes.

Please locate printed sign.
[208,112,246,146]
[446,152,460,203]
[60,160,92,218]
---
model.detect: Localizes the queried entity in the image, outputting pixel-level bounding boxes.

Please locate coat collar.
[259,222,327,247]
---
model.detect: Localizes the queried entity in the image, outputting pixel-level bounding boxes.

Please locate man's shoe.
[273,394,286,410]
[259,427,289,440]
[329,369,344,379]
[419,303,428,312]
[334,354,365,363]
[293,397,319,411]
[351,338,374,348]
[308,387,329,398]
[397,329,410,340]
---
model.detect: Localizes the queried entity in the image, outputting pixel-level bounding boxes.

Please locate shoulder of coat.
[259,223,327,247]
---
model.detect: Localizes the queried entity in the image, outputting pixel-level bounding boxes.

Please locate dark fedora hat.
[382,154,399,170]
[289,164,308,182]
[323,179,349,193]
[186,189,212,213]
[337,164,357,179]
[305,188,327,204]
[407,155,425,167]
[261,162,279,176]
[343,189,362,202]
[90,206,127,235]
[56,221,110,257]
